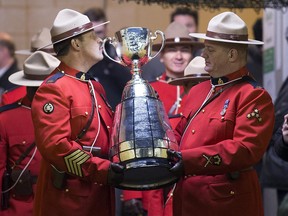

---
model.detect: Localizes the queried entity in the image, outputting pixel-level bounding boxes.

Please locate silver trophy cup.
[104,27,179,190]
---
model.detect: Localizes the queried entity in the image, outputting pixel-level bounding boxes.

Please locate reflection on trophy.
[104,27,179,190]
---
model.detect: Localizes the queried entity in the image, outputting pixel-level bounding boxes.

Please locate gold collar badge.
[218,78,224,85]
[80,74,86,81]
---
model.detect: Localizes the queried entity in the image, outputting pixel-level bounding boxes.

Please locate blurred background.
[0,0,262,68]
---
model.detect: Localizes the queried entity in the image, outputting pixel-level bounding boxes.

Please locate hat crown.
[31,28,52,49]
[184,56,208,76]
[24,51,59,77]
[51,8,91,39]
[164,21,190,41]
[189,11,263,45]
[207,12,247,36]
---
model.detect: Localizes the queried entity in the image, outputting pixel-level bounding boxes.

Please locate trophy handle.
[149,30,165,60]
[103,37,123,65]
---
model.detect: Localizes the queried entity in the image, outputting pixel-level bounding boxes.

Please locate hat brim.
[152,41,204,52]
[8,71,44,87]
[168,75,210,86]
[189,33,264,45]
[15,49,33,55]
[15,49,56,56]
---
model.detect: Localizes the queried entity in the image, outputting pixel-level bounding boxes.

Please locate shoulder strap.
[242,76,262,88]
[0,101,21,113]
[46,71,65,84]
[13,142,36,168]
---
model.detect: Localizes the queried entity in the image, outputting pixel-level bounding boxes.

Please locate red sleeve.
[122,190,143,201]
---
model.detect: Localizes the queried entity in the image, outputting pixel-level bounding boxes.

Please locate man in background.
[247,18,263,86]
[142,7,199,82]
[83,7,132,110]
[0,32,19,104]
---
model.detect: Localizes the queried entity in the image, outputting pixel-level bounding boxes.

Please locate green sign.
[263,48,274,74]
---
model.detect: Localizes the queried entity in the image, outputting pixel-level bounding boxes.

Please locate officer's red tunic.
[173,67,275,216]
[1,86,26,106]
[31,62,114,216]
[0,96,41,216]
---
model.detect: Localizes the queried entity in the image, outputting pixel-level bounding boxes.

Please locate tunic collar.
[18,95,32,109]
[57,62,94,81]
[157,73,174,83]
[210,67,249,86]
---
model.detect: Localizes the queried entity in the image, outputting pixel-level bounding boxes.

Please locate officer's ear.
[227,49,238,62]
[71,38,80,50]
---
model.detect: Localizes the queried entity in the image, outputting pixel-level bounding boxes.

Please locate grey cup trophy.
[104,27,179,190]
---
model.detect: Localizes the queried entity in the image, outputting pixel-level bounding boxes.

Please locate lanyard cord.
[87,80,101,153]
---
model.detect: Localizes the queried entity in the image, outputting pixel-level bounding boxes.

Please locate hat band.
[52,22,93,43]
[166,38,192,43]
[24,73,48,80]
[31,47,54,53]
[185,74,210,78]
[206,31,248,41]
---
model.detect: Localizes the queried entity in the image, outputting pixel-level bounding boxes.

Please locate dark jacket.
[88,43,131,110]
[0,60,19,92]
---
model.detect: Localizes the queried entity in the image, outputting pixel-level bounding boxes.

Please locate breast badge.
[220,99,230,116]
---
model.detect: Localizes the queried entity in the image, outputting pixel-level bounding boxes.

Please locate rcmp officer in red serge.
[31,9,124,216]
[0,51,60,215]
[167,12,275,216]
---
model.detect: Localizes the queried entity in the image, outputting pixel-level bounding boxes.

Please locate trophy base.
[115,158,179,190]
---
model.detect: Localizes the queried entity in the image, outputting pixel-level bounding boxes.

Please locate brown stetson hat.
[190,12,263,45]
[15,28,55,55]
[9,51,60,87]
[39,8,110,49]
[168,56,210,86]
[152,21,204,52]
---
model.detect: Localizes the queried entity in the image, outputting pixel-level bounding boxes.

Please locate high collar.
[157,73,174,83]
[19,95,32,108]
[210,67,249,86]
[57,62,94,81]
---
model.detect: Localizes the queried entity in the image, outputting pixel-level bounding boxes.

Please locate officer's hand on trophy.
[167,149,184,177]
[108,163,124,186]
[123,198,145,216]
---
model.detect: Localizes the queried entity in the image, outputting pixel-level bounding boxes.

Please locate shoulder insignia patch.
[0,101,21,113]
[43,102,54,114]
[64,149,90,177]
[46,71,65,84]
